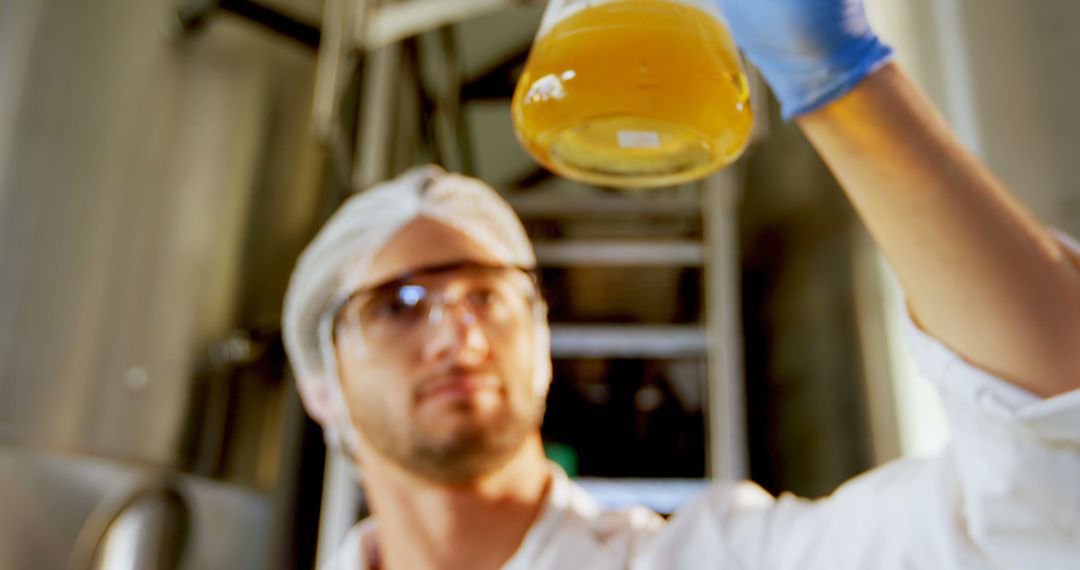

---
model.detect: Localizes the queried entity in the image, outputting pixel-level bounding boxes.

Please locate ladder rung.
[534,240,703,267]
[508,194,700,217]
[550,325,707,358]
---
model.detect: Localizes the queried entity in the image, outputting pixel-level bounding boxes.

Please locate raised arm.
[716,0,1080,397]
[799,63,1080,397]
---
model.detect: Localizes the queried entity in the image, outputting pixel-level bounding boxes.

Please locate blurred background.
[1,0,1077,568]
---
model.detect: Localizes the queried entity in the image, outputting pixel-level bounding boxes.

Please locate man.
[282,0,1080,568]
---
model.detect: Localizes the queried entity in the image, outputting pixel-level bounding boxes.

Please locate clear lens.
[336,264,535,349]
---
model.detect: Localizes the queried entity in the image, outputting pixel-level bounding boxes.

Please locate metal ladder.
[177,0,761,562]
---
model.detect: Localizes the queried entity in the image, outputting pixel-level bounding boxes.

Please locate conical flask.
[512,0,752,188]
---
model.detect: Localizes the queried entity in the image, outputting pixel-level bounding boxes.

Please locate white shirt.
[324,239,1080,569]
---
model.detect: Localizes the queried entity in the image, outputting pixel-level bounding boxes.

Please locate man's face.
[333,218,546,484]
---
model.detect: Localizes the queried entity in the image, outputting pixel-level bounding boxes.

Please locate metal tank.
[0,0,327,567]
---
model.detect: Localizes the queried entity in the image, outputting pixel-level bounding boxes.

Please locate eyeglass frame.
[328,261,542,346]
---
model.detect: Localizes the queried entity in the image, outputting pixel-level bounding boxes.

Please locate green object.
[543,441,579,478]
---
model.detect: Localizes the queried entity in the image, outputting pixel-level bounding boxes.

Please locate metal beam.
[312,0,371,177]
[701,169,748,481]
[353,41,405,191]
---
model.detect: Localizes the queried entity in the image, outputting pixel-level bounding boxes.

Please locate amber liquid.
[512,0,752,188]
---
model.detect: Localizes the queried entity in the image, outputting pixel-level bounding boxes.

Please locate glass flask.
[512,0,753,188]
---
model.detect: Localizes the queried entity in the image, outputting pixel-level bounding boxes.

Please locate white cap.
[281,165,547,453]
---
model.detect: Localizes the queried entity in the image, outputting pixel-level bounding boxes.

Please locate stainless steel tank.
[0,0,327,567]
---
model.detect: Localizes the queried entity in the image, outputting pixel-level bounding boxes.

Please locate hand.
[713,0,894,120]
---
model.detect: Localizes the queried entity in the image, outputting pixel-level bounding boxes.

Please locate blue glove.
[713,0,894,120]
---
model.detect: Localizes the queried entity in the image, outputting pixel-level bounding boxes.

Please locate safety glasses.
[332,262,538,350]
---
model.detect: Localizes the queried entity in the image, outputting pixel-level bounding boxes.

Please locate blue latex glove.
[713,0,894,120]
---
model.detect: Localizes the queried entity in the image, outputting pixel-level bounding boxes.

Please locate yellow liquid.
[512,0,752,188]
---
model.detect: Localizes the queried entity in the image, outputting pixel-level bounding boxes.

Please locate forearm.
[797,63,1080,397]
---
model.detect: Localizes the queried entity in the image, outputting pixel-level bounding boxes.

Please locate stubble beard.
[356,385,546,485]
